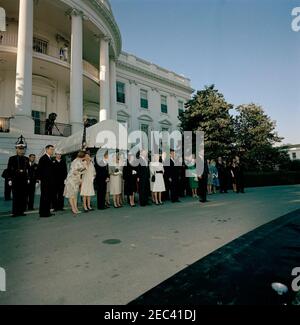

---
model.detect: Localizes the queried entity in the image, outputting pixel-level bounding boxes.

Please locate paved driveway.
[0,185,299,304]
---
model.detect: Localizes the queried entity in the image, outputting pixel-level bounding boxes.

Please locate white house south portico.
[0,0,193,194]
[5,0,119,134]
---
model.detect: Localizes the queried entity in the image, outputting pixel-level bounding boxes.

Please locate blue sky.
[110,0,300,144]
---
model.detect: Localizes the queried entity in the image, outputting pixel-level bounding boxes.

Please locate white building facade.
[0,0,193,194]
[287,144,300,161]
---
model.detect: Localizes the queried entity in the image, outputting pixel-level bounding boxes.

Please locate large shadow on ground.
[129,209,300,305]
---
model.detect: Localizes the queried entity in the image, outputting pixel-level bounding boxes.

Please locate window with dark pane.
[161,95,168,113]
[140,89,148,109]
[116,81,125,103]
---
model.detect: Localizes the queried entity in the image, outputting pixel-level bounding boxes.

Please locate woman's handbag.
[151,175,156,182]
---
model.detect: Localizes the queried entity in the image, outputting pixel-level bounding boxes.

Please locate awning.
[54,120,128,154]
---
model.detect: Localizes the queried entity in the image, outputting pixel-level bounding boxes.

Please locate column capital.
[102,35,112,43]
[66,8,84,18]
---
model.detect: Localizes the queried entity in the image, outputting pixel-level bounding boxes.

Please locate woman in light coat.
[209,159,219,194]
[80,152,96,212]
[63,151,86,215]
[150,154,166,205]
[109,154,123,208]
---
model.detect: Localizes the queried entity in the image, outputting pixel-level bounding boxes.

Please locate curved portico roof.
[63,0,122,58]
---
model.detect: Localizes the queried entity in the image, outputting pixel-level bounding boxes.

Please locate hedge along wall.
[244,171,300,188]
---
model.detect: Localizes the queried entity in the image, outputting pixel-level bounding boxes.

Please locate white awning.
[54,120,128,154]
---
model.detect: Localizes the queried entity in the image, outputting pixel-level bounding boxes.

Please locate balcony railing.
[0,33,99,79]
[33,120,71,137]
[33,37,48,55]
[0,118,10,133]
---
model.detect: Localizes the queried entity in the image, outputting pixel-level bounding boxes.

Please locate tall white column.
[12,0,34,133]
[109,58,116,119]
[70,10,83,134]
[129,80,137,131]
[99,37,110,122]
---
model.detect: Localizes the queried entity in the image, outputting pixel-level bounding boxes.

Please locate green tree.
[179,85,234,158]
[234,103,289,170]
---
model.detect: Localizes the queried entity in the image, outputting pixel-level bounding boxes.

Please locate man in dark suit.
[37,145,55,218]
[137,150,150,207]
[198,157,209,203]
[165,149,180,203]
[95,150,110,210]
[52,151,68,211]
[27,154,38,210]
[7,138,30,217]
[162,152,170,201]
[216,157,227,193]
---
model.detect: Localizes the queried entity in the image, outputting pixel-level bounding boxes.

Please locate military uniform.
[7,154,30,216]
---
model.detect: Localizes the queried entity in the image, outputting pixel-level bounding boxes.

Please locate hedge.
[244,171,300,187]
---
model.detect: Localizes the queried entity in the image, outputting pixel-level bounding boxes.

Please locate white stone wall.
[0,71,70,124]
[0,70,16,117]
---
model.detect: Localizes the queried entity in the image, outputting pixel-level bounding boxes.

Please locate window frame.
[140,89,149,109]
[161,95,168,114]
[116,81,126,104]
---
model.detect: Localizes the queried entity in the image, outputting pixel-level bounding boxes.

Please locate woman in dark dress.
[230,159,238,192]
[123,153,138,207]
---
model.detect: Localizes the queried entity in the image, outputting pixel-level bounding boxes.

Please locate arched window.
[0,7,6,32]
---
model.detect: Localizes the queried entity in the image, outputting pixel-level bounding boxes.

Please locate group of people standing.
[4,139,245,218]
[206,157,245,195]
[184,155,245,201]
[5,143,68,218]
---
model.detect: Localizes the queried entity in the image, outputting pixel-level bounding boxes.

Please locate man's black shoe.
[13,213,26,217]
[40,214,54,218]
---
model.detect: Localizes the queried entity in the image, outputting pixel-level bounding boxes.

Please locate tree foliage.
[179,85,234,158]
[179,86,291,171]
